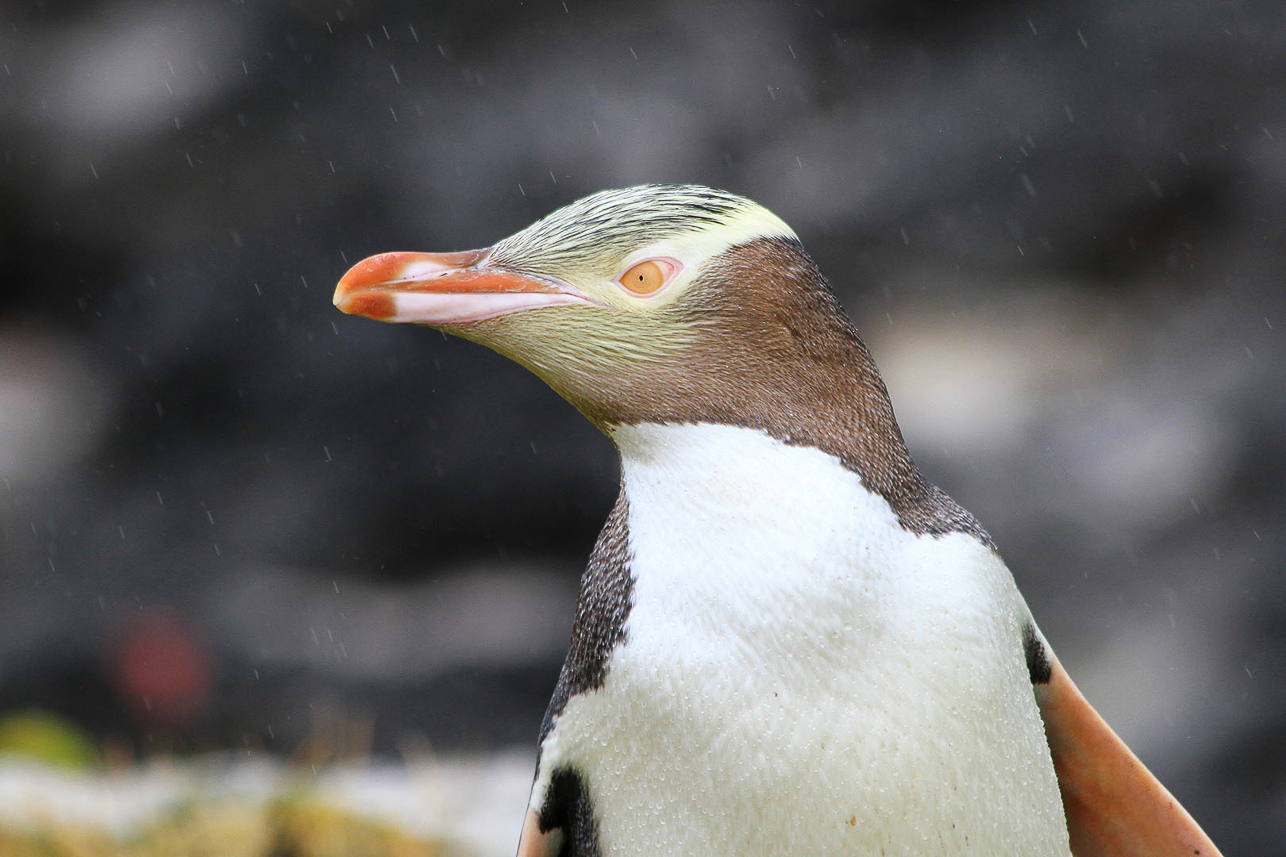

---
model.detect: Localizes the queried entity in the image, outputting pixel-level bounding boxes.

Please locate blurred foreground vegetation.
[0,711,465,857]
[0,797,457,857]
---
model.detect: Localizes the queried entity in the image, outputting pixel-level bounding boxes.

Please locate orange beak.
[333,249,598,325]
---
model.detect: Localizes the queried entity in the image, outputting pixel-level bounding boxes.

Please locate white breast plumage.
[534,422,1071,856]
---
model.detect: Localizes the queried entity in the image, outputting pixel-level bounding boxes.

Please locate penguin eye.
[617,258,679,296]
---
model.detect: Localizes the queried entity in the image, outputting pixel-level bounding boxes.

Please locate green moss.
[0,711,99,771]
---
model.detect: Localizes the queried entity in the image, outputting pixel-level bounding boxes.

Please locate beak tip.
[333,257,396,317]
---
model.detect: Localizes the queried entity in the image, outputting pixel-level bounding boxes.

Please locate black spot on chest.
[538,768,601,857]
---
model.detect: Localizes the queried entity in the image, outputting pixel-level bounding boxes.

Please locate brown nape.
[579,237,995,549]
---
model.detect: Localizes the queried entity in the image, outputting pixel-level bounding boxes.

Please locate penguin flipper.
[1036,653,1221,857]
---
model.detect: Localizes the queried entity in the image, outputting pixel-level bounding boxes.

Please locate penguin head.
[334,184,865,431]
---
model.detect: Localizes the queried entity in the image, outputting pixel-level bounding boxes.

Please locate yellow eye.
[617,259,677,296]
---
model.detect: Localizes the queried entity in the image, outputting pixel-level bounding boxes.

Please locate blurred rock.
[0,326,115,485]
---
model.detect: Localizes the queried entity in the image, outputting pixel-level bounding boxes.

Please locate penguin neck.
[585,237,930,519]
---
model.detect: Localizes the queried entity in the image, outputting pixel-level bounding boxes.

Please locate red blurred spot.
[110,608,214,729]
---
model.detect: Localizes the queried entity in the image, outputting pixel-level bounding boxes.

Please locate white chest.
[539,423,1069,856]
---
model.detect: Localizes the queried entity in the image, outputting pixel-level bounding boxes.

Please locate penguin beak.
[334,249,599,325]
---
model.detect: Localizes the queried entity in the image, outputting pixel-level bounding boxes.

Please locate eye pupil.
[619,259,672,295]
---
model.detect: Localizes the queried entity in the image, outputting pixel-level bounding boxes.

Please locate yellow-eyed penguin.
[333,185,1220,856]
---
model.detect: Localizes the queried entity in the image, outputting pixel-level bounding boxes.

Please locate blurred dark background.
[0,0,1282,850]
